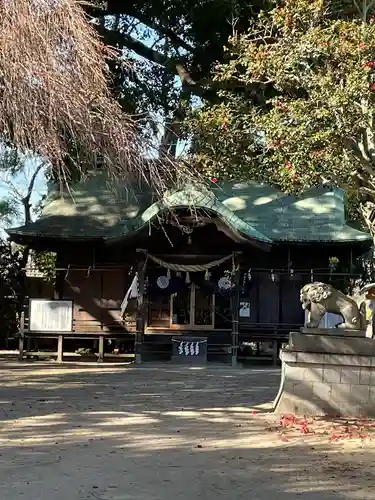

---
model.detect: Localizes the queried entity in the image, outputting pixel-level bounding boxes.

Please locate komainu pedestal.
[274,330,375,417]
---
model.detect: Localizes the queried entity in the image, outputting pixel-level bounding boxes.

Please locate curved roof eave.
[137,186,273,244]
[104,208,272,249]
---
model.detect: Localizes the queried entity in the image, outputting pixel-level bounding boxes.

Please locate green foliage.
[0,148,23,227]
[0,199,19,227]
[31,250,56,285]
[87,0,271,147]
[0,240,25,344]
[187,0,375,206]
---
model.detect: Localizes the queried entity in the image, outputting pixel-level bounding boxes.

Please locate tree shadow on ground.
[0,363,372,500]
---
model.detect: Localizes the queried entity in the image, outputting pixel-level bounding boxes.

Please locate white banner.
[120,273,139,316]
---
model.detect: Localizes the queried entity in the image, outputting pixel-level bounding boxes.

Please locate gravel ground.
[0,362,373,500]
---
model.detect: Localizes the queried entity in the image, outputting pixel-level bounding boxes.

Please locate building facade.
[7,172,371,362]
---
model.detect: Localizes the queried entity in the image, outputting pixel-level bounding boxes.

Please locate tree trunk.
[18,161,45,268]
[361,201,375,244]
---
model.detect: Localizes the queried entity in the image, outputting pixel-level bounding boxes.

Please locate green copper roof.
[7,171,370,244]
[142,185,272,243]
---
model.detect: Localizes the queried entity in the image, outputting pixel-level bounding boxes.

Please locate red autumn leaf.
[280,414,295,427]
[329,434,339,441]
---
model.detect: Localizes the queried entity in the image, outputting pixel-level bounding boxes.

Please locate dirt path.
[0,362,373,500]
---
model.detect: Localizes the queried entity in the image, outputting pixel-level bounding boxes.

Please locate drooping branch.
[0,0,194,194]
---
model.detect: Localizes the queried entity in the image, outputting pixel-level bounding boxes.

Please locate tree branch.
[2,179,23,201]
[99,26,218,101]
[346,136,375,177]
[25,161,45,202]
[19,161,45,225]
[98,24,175,66]
[86,3,195,53]
[351,169,375,189]
[359,185,375,197]
[130,12,195,53]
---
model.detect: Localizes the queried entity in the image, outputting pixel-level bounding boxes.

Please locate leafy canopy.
[86,0,270,152]
[187,0,375,201]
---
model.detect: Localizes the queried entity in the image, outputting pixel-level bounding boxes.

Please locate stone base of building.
[274,331,375,417]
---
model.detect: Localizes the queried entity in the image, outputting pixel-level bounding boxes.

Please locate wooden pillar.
[231,253,241,367]
[98,335,104,362]
[54,254,65,299]
[57,335,63,363]
[18,311,25,361]
[54,272,63,299]
[135,252,147,364]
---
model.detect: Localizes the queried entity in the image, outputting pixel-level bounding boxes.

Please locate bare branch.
[24,161,45,202]
[0,173,24,201]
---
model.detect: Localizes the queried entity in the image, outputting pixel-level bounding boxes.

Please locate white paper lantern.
[218,276,232,290]
[157,275,170,289]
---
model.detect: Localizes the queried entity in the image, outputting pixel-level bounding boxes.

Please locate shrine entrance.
[148,284,215,330]
[171,284,215,330]
[144,249,237,333]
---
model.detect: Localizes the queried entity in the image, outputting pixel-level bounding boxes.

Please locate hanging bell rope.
[141,251,233,272]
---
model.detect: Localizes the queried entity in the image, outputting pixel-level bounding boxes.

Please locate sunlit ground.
[0,362,372,499]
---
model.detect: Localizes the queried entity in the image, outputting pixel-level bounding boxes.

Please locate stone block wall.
[274,332,375,417]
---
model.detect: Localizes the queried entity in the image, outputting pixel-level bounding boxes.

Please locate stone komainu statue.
[300,282,362,330]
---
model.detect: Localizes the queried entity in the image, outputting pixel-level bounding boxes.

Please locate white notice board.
[239,302,251,318]
[29,299,73,332]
